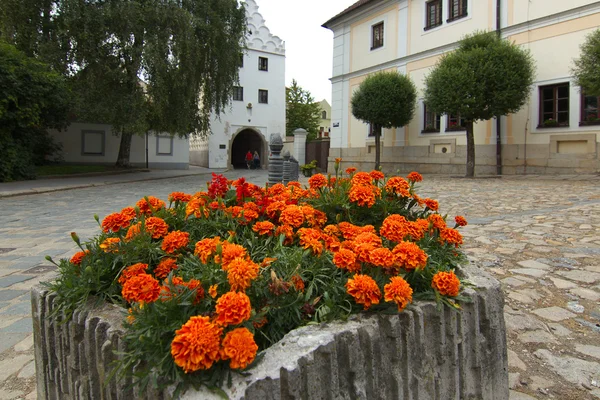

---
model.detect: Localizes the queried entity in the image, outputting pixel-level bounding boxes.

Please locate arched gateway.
[230,128,266,169]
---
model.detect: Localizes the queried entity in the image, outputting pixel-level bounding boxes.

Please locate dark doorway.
[231,129,263,169]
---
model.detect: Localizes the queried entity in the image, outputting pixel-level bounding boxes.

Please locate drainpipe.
[495,0,502,175]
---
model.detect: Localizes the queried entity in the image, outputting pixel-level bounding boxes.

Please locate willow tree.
[424,31,535,177]
[351,71,417,170]
[1,0,247,167]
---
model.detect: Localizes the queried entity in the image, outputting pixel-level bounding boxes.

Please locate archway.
[230,128,265,169]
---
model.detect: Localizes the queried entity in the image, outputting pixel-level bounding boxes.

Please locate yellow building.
[318,99,332,137]
[323,0,600,174]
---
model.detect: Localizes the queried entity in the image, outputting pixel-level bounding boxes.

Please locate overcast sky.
[254,0,358,104]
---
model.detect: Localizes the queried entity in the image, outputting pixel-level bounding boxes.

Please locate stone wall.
[32,264,508,400]
[328,142,600,175]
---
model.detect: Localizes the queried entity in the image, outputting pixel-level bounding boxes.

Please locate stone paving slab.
[1,171,600,399]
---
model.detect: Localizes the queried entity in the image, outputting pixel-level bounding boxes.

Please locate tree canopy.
[0,42,72,181]
[424,31,535,177]
[1,0,247,166]
[572,29,600,96]
[351,71,417,170]
[286,79,321,140]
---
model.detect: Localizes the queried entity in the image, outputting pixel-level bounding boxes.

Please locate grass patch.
[36,165,117,176]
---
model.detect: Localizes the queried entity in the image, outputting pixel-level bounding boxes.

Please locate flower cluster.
[53,165,468,391]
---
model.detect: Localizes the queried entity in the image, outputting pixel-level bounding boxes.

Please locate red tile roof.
[322,0,380,28]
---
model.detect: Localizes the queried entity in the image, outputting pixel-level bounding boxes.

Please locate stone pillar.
[290,156,299,182]
[293,128,307,166]
[268,134,284,186]
[282,151,291,185]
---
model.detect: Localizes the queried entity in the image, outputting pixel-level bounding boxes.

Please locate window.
[371,22,384,50]
[156,135,173,156]
[233,86,243,101]
[423,104,440,133]
[258,89,268,104]
[239,53,244,67]
[448,0,467,22]
[321,111,327,119]
[580,94,600,125]
[539,83,569,127]
[367,124,383,137]
[258,57,268,71]
[81,130,105,155]
[425,0,442,30]
[446,114,466,131]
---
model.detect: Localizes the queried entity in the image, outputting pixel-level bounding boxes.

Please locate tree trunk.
[375,124,381,170]
[116,129,133,168]
[466,121,475,177]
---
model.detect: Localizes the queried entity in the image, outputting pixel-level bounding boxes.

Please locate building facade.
[49,123,189,169]
[189,0,286,169]
[318,99,332,137]
[323,0,600,174]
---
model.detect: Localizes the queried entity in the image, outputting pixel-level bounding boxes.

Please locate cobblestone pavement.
[1,170,599,399]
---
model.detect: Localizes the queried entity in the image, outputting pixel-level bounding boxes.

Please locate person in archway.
[245,150,253,169]
[253,151,260,169]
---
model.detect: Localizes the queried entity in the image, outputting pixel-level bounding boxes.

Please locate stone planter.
[32,264,508,400]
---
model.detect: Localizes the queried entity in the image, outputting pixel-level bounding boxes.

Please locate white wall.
[49,122,189,169]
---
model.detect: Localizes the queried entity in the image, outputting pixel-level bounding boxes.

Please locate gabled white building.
[190,0,286,169]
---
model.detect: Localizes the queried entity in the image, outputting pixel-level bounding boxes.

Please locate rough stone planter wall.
[32,264,508,400]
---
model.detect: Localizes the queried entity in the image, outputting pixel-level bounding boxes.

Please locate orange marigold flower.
[261,257,277,267]
[145,216,168,239]
[392,241,428,271]
[120,207,137,221]
[423,198,439,211]
[455,216,468,227]
[380,214,408,243]
[323,234,341,252]
[220,327,258,370]
[338,222,361,240]
[226,257,259,292]
[298,227,324,255]
[308,173,328,189]
[219,242,248,270]
[432,271,461,297]
[406,172,423,183]
[215,291,252,326]
[125,222,142,241]
[99,237,120,253]
[171,316,222,373]
[275,224,294,244]
[369,170,385,181]
[209,284,218,298]
[353,242,376,263]
[154,258,178,280]
[279,205,304,227]
[406,219,429,241]
[345,167,357,175]
[169,192,192,203]
[354,231,382,247]
[428,214,447,230]
[118,263,149,285]
[253,316,268,329]
[349,184,376,208]
[186,197,209,219]
[194,237,221,263]
[384,276,413,311]
[290,275,305,292]
[122,273,160,303]
[385,177,410,197]
[252,221,275,236]
[323,224,340,237]
[345,274,381,310]
[101,212,131,233]
[368,247,395,268]
[70,250,90,265]
[351,172,373,186]
[161,231,189,254]
[333,249,360,272]
[136,196,166,215]
[440,228,463,247]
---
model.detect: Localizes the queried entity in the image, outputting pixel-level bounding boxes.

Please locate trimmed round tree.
[424,31,535,177]
[572,29,600,96]
[351,71,417,170]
